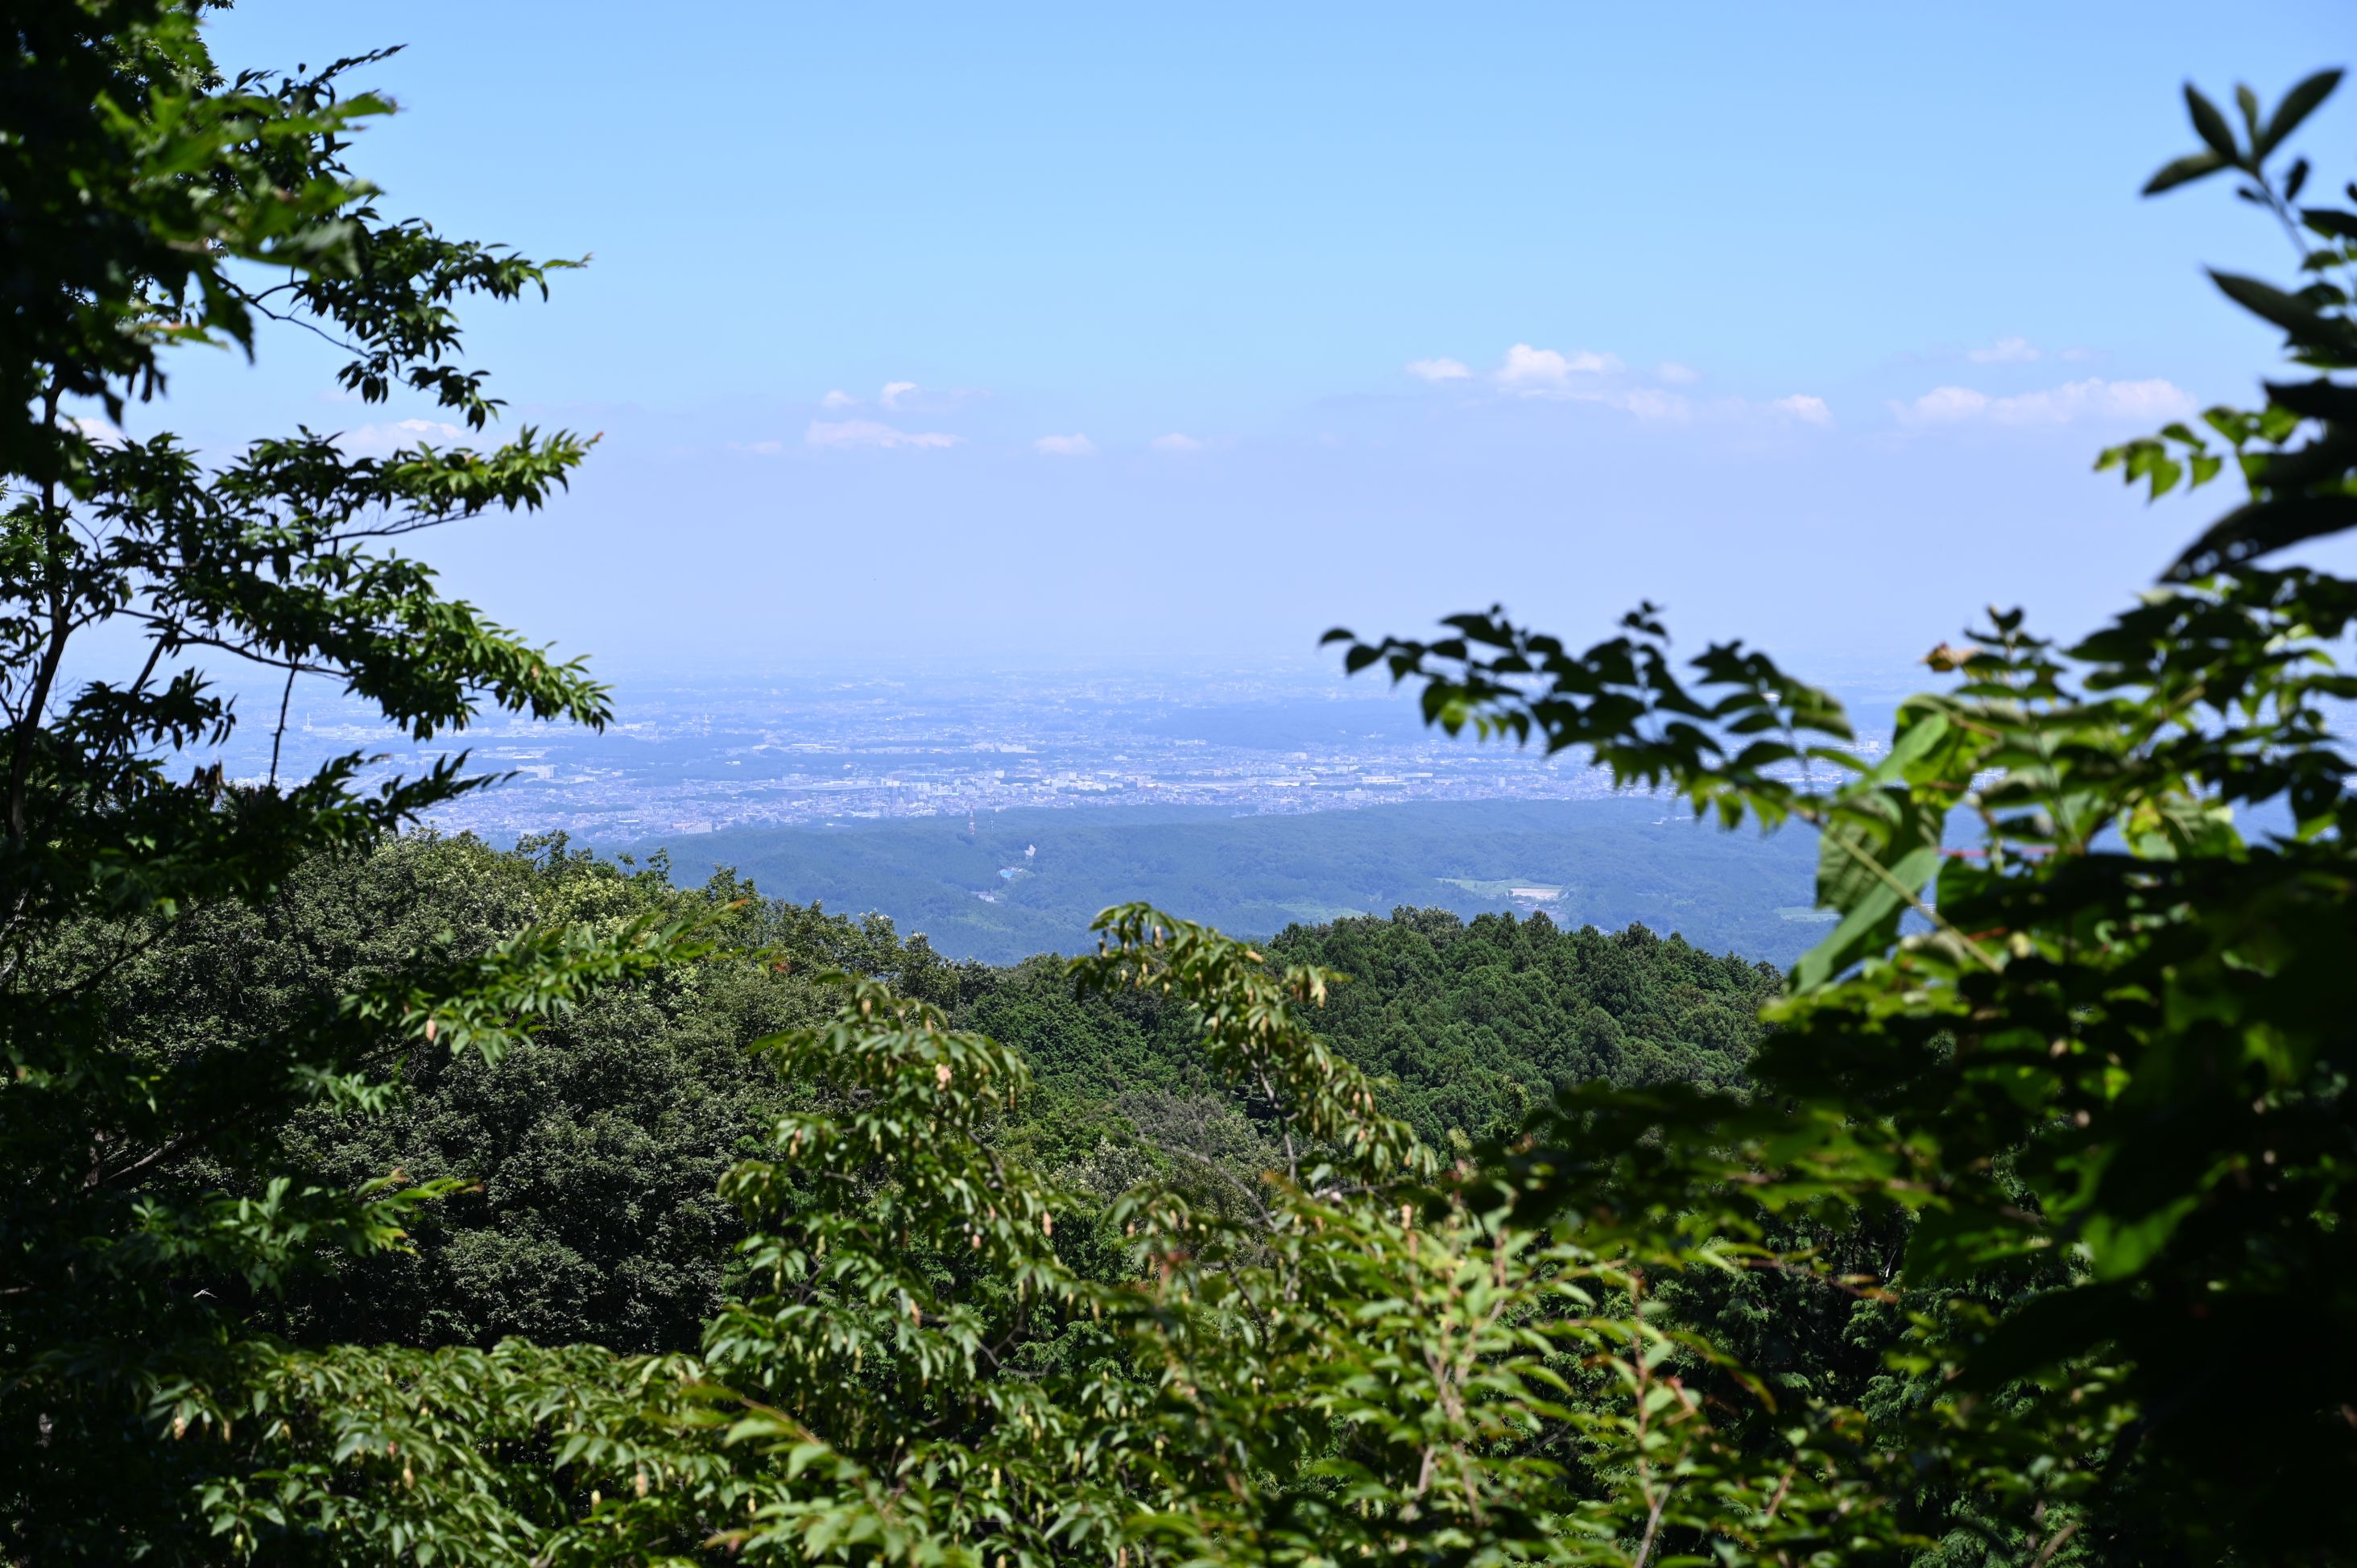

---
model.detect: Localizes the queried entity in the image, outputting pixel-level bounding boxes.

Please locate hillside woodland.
[96,829,1771,1356]
[5,6,2355,1563]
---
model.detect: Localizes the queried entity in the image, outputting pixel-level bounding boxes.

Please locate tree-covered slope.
[1266,908,1776,1145]
[87,832,1775,1354]
[91,833,960,1354]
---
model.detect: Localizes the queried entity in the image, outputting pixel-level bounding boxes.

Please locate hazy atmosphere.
[174,2,2351,667]
[11,5,2357,1560]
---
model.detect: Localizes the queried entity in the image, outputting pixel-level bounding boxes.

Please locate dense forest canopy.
[4,4,2355,1564]
[95,829,1770,1356]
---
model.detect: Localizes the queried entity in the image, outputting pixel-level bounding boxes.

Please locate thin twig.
[1798,806,2004,974]
[2029,1518,2081,1568]
[268,663,298,788]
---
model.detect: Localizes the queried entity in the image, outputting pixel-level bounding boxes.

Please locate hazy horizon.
[114,2,2357,676]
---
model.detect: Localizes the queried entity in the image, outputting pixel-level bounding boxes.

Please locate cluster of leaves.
[1325,67,2357,1562]
[186,907,1910,1566]
[15,5,2357,1562]
[0,5,712,1558]
[77,814,1787,1388]
[21,745,1844,1562]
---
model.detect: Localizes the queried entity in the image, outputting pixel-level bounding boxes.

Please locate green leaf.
[2143,149,2227,196]
[2205,271,2357,363]
[2166,494,2357,579]
[2264,377,2357,423]
[1793,783,1946,993]
[2184,84,2240,162]
[2081,1196,2200,1280]
[2257,68,2343,157]
[2209,269,2319,333]
[2301,207,2357,241]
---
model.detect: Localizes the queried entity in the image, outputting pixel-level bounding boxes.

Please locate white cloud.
[1895,378,2194,427]
[336,418,466,456]
[70,416,126,446]
[1406,357,1471,382]
[1608,389,1689,420]
[1770,394,1833,426]
[1495,342,1623,391]
[868,380,980,415]
[1966,336,2041,365]
[1902,387,1993,422]
[1034,433,1097,457]
[1149,432,1202,452]
[1656,362,1701,386]
[821,389,858,408]
[804,419,960,450]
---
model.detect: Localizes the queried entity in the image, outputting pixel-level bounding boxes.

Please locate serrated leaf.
[1793,783,1946,992]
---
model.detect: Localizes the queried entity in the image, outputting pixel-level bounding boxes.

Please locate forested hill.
[94,832,1776,1355]
[1267,910,1773,1142]
[956,904,1772,1152]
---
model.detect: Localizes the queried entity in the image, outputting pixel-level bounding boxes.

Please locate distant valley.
[201,667,1888,970]
[627,796,1827,966]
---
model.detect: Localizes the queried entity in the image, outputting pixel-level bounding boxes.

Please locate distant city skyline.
[145,2,2355,672]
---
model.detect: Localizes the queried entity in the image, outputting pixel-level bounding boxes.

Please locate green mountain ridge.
[627,796,1824,966]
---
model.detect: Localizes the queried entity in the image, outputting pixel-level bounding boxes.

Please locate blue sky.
[169,1,2351,675]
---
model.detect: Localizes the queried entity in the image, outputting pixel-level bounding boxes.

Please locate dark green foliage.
[1266,908,1774,1146]
[956,952,1204,1104]
[91,824,1755,1359]
[15,6,2356,1561]
[1325,65,2357,1563]
[60,825,1028,1356]
[0,8,697,1557]
[948,903,1776,1160]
